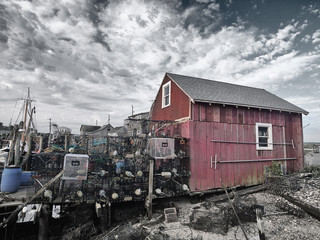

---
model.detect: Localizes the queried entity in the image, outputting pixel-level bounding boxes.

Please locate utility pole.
[108,114,110,125]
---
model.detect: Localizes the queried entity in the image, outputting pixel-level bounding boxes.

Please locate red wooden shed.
[150,73,308,192]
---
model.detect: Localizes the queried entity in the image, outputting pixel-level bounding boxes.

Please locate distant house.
[108,126,127,137]
[150,73,308,192]
[86,124,114,137]
[0,122,11,148]
[124,112,149,136]
[80,125,101,137]
[0,122,10,135]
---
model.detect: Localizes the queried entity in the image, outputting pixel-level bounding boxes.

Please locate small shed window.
[162,81,171,108]
[256,123,273,150]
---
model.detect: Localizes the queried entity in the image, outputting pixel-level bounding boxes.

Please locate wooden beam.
[147,159,154,220]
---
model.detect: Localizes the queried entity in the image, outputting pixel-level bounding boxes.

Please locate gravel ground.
[94,175,320,240]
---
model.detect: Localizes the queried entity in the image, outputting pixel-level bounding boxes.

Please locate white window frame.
[256,123,273,150]
[162,81,171,108]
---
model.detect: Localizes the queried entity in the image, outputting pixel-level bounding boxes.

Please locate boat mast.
[21,87,35,142]
[21,87,30,141]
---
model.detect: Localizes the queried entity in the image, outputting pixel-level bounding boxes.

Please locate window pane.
[165,96,169,105]
[258,127,268,136]
[164,86,169,95]
[259,137,268,147]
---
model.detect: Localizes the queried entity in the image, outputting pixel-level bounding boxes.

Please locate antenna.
[108,114,110,124]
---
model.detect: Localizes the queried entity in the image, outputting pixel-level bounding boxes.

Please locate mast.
[21,87,35,142]
[20,87,36,154]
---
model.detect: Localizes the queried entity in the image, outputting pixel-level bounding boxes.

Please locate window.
[256,123,273,150]
[162,82,171,108]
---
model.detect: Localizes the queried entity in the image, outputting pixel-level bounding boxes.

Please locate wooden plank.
[226,108,233,123]
[220,106,226,123]
[237,108,244,124]
[208,122,215,189]
[232,107,238,124]
[234,124,241,186]
[205,184,266,203]
[193,104,199,121]
[214,123,222,188]
[229,123,236,187]
[279,112,285,126]
[148,159,154,220]
[225,123,233,187]
[189,121,196,191]
[199,121,207,190]
[238,124,246,186]
[200,104,206,121]
[213,105,220,122]
[206,105,214,122]
[220,123,228,187]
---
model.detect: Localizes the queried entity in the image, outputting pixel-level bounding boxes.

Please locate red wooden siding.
[151,75,190,122]
[187,103,304,191]
[152,99,304,192]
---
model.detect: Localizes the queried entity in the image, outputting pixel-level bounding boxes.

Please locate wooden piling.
[64,134,68,152]
[14,132,21,166]
[7,125,19,166]
[256,208,265,240]
[39,135,43,153]
[147,159,154,220]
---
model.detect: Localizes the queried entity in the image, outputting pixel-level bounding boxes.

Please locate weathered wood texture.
[186,103,304,191]
[151,81,304,192]
[151,75,190,122]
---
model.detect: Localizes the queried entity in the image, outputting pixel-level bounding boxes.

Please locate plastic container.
[1,166,22,193]
[147,138,175,159]
[116,160,125,174]
[20,171,35,186]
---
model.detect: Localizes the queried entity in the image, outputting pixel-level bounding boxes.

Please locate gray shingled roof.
[167,73,308,115]
[80,125,101,132]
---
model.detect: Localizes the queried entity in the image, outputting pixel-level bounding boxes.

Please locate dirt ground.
[93,175,320,240]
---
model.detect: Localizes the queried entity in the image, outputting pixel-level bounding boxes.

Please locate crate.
[164,207,177,223]
[147,138,175,159]
[62,154,89,180]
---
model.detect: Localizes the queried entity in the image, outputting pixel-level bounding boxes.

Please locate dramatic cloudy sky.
[0,0,320,141]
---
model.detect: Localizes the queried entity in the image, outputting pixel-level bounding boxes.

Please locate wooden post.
[27,133,33,155]
[64,134,68,152]
[7,125,19,166]
[256,208,265,240]
[14,132,21,166]
[39,136,43,153]
[147,158,154,220]
[38,204,49,240]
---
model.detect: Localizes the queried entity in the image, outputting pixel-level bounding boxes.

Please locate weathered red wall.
[151,75,190,122]
[156,102,304,192]
[187,102,304,191]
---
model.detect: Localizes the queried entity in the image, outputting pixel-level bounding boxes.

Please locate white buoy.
[135,188,141,196]
[155,188,162,195]
[182,184,189,191]
[136,170,143,177]
[112,192,119,200]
